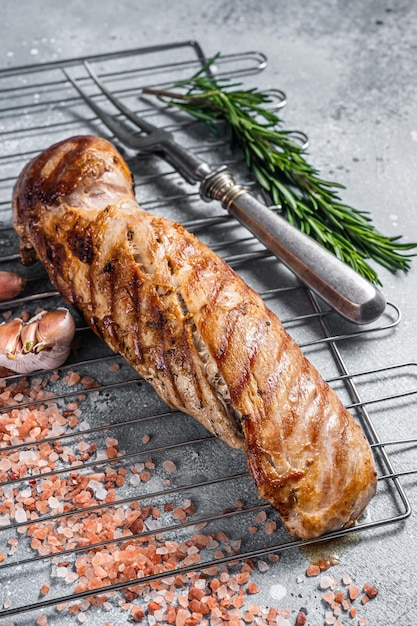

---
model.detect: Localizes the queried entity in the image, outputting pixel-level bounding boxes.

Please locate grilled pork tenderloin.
[13,135,377,539]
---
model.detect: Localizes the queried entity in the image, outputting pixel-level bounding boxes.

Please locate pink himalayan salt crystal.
[162,460,177,473]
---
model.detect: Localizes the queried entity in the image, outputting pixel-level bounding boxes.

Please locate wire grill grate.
[0,40,415,623]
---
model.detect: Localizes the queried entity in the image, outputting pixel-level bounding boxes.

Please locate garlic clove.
[0,318,24,359]
[35,308,76,348]
[0,308,76,374]
[0,271,26,302]
[19,317,39,353]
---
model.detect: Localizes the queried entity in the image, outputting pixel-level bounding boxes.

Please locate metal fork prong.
[83,61,160,137]
[62,67,144,150]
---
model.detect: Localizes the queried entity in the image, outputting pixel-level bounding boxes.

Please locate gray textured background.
[1,1,417,624]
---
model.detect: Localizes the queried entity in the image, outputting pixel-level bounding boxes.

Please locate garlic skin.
[0,271,26,302]
[0,308,76,374]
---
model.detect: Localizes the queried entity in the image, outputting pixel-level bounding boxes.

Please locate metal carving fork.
[63,62,386,324]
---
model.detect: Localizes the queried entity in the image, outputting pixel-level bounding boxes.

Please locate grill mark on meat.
[45,240,67,274]
[107,257,123,350]
[68,225,94,264]
[130,272,145,363]
[132,218,244,439]
[280,354,307,443]
[260,319,287,415]
[124,228,196,409]
[34,138,96,207]
[227,309,267,405]
[159,245,243,437]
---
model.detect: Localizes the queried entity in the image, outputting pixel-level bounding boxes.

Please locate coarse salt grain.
[257,560,269,573]
[48,496,61,509]
[319,575,337,590]
[56,566,69,578]
[65,571,79,583]
[306,564,321,577]
[162,460,177,473]
[15,508,27,523]
[0,458,12,471]
[348,583,361,600]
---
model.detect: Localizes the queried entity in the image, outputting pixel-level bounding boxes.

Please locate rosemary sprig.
[144,55,416,284]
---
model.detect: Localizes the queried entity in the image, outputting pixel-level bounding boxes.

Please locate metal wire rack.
[0,40,416,624]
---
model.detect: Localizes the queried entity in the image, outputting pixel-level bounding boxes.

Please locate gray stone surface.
[1,1,416,624]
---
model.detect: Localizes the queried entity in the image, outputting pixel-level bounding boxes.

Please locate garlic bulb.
[0,271,26,302]
[0,308,76,374]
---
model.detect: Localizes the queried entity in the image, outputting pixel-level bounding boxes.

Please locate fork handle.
[200,168,386,324]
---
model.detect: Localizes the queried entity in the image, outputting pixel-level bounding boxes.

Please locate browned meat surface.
[13,135,377,539]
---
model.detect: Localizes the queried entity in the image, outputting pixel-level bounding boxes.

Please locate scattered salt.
[257,560,269,572]
[254,510,267,523]
[0,458,12,471]
[65,571,79,583]
[162,460,177,473]
[320,575,335,589]
[51,423,65,436]
[56,566,69,578]
[269,583,287,601]
[15,508,27,524]
[145,518,161,531]
[87,480,108,500]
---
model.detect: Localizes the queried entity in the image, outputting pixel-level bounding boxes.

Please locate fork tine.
[83,61,159,136]
[63,64,210,183]
[62,67,144,150]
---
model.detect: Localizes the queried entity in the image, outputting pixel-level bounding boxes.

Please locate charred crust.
[67,228,94,265]
[19,240,38,266]
[145,317,166,329]
[45,242,67,269]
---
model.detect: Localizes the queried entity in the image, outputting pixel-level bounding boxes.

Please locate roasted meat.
[13,135,377,539]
